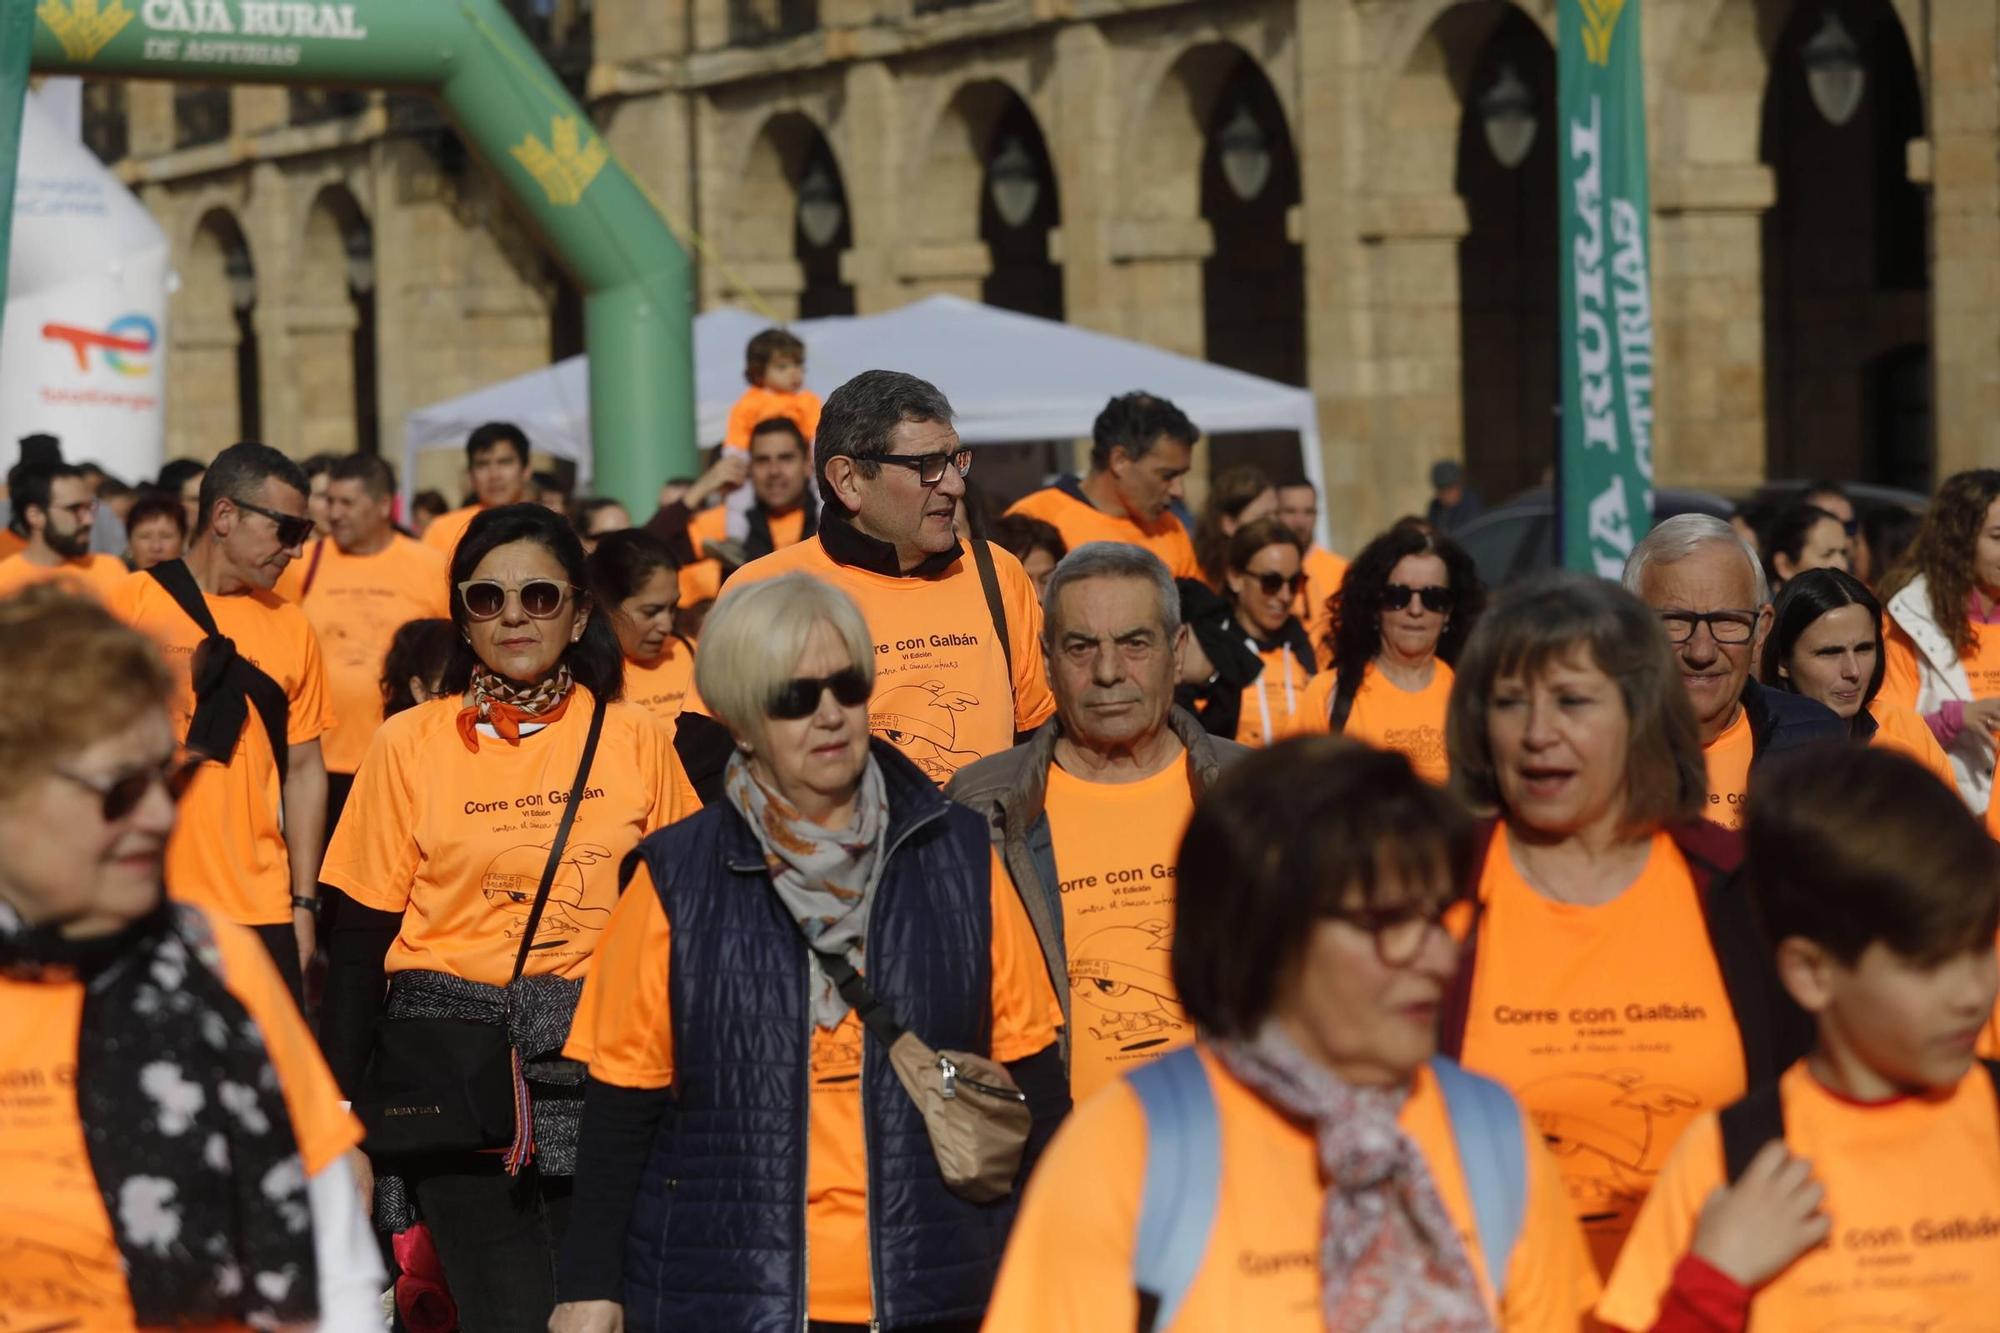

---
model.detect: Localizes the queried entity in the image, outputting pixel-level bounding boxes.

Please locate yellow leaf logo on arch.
[510,116,608,208]
[1579,0,1627,66]
[37,0,135,63]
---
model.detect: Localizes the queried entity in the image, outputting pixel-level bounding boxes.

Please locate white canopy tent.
[403,294,1332,546]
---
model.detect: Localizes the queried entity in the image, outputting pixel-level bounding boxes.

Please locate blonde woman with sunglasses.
[319,503,694,1333]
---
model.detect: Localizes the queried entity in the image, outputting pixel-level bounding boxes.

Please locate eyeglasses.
[54,751,204,822]
[874,448,974,486]
[768,669,871,720]
[457,578,574,621]
[1657,610,1758,645]
[1251,572,1306,598]
[233,499,316,549]
[1383,584,1453,613]
[53,500,97,522]
[1327,897,1460,968]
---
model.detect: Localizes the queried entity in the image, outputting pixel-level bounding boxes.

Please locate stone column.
[1050,20,1121,343]
[840,59,905,314]
[1927,0,2000,479]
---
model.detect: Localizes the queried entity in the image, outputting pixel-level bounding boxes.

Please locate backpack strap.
[1718,1080,1785,1184]
[1129,1046,1221,1333]
[146,559,294,784]
[1430,1056,1528,1300]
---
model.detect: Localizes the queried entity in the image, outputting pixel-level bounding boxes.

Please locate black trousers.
[406,1155,573,1333]
[249,921,304,1009]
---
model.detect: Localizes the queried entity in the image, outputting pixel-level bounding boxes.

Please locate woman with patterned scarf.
[319,504,694,1332]
[985,738,1600,1332]
[0,586,381,1329]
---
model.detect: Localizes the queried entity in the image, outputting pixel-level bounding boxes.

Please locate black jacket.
[1739,676,1847,774]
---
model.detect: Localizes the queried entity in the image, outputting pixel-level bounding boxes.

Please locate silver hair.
[1622,513,1770,607]
[1040,541,1182,643]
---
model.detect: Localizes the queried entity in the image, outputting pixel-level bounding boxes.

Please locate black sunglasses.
[1383,583,1453,613]
[55,751,204,822]
[1251,572,1306,598]
[874,448,974,486]
[769,669,871,720]
[233,498,316,549]
[457,579,573,621]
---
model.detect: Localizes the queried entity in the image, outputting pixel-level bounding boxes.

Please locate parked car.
[1453,485,1734,588]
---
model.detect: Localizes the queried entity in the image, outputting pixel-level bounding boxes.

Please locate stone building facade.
[93,0,1995,544]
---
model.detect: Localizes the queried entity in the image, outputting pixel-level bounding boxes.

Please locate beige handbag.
[816,948,1032,1203]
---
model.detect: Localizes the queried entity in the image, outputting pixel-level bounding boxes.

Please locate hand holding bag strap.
[508,695,608,984]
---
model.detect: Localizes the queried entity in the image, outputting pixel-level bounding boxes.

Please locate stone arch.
[296,185,378,456]
[175,209,261,456]
[720,110,854,318]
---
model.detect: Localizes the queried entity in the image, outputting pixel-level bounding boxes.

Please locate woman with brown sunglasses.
[318,503,695,1332]
[1289,519,1486,785]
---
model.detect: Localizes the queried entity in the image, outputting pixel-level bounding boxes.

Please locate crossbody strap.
[508,694,608,984]
[812,945,907,1048]
[969,538,1014,685]
[298,538,328,598]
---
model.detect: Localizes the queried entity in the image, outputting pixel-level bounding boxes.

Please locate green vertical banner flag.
[0,0,35,322]
[1559,0,1655,576]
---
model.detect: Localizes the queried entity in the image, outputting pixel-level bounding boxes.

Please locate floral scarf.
[456,665,574,752]
[722,751,889,1030]
[0,900,317,1327]
[1213,1025,1491,1333]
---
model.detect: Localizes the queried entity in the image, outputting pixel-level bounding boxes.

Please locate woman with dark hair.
[1760,568,1954,786]
[990,513,1067,600]
[1205,516,1315,747]
[1291,519,1485,785]
[985,739,1597,1331]
[318,503,694,1333]
[1193,465,1277,588]
[123,489,187,570]
[1878,469,2000,810]
[379,616,459,719]
[1759,504,1849,594]
[1442,573,1810,1281]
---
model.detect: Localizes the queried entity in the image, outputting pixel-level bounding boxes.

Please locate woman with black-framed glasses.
[318,503,695,1333]
[1290,518,1486,785]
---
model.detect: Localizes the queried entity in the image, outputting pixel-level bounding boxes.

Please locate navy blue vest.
[623,743,1012,1332]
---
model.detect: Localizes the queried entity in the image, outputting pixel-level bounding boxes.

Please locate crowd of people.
[5,334,2000,1333]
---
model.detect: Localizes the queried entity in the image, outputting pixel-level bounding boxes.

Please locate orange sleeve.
[1500,1119,1600,1331]
[987,848,1061,1064]
[318,721,421,913]
[1880,626,1923,711]
[565,862,675,1087]
[1594,1112,1726,1331]
[994,544,1056,733]
[283,611,334,744]
[982,1079,1148,1332]
[1161,523,1202,581]
[633,708,694,831]
[212,913,364,1174]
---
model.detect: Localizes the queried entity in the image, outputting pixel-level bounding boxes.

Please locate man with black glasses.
[109,442,332,999]
[1624,514,1842,829]
[727,369,1053,783]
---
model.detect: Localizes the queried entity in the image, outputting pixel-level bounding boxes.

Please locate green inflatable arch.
[1,0,694,512]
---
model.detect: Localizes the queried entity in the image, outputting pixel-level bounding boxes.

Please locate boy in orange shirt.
[1598,746,2000,1331]
[725,326,821,453]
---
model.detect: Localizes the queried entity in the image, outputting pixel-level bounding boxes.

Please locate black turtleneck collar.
[817,500,965,580]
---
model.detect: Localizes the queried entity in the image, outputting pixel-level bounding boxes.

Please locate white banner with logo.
[0,89,171,481]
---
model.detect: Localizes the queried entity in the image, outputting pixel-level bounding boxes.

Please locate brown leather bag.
[815,948,1031,1203]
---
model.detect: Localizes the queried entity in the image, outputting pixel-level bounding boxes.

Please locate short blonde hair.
[695,573,875,750]
[0,586,174,801]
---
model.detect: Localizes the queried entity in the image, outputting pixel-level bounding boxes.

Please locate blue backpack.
[1128,1047,1527,1332]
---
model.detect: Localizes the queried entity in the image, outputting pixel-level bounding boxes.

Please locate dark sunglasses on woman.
[1382,583,1453,613]
[55,750,205,823]
[768,669,871,720]
[1251,572,1306,597]
[457,578,573,621]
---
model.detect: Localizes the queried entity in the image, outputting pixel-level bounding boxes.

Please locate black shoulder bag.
[147,559,292,782]
[356,695,608,1161]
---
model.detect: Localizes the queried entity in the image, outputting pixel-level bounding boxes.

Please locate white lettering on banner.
[1610,199,1656,483]
[1568,97,1619,461]
[141,0,234,33]
[181,37,302,63]
[1588,476,1635,578]
[139,0,367,40]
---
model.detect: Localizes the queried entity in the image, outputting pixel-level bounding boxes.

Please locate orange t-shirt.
[0,906,361,1330]
[1457,827,1748,1277]
[0,551,129,600]
[319,689,690,984]
[107,572,333,926]
[1882,619,2000,709]
[1004,486,1201,581]
[418,502,488,558]
[983,1047,1598,1332]
[567,851,1060,1324]
[1867,697,1956,789]
[727,537,1055,783]
[1297,543,1348,669]
[1701,707,1755,831]
[274,535,449,775]
[688,504,807,556]
[725,386,822,449]
[625,639,701,727]
[1233,640,1314,749]
[1292,660,1455,785]
[0,528,25,560]
[1042,758,1197,1102]
[1597,1059,2000,1331]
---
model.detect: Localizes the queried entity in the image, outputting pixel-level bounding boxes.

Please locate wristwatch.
[291,894,321,915]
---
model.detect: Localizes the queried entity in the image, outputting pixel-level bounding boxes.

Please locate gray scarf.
[723,751,890,1029]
